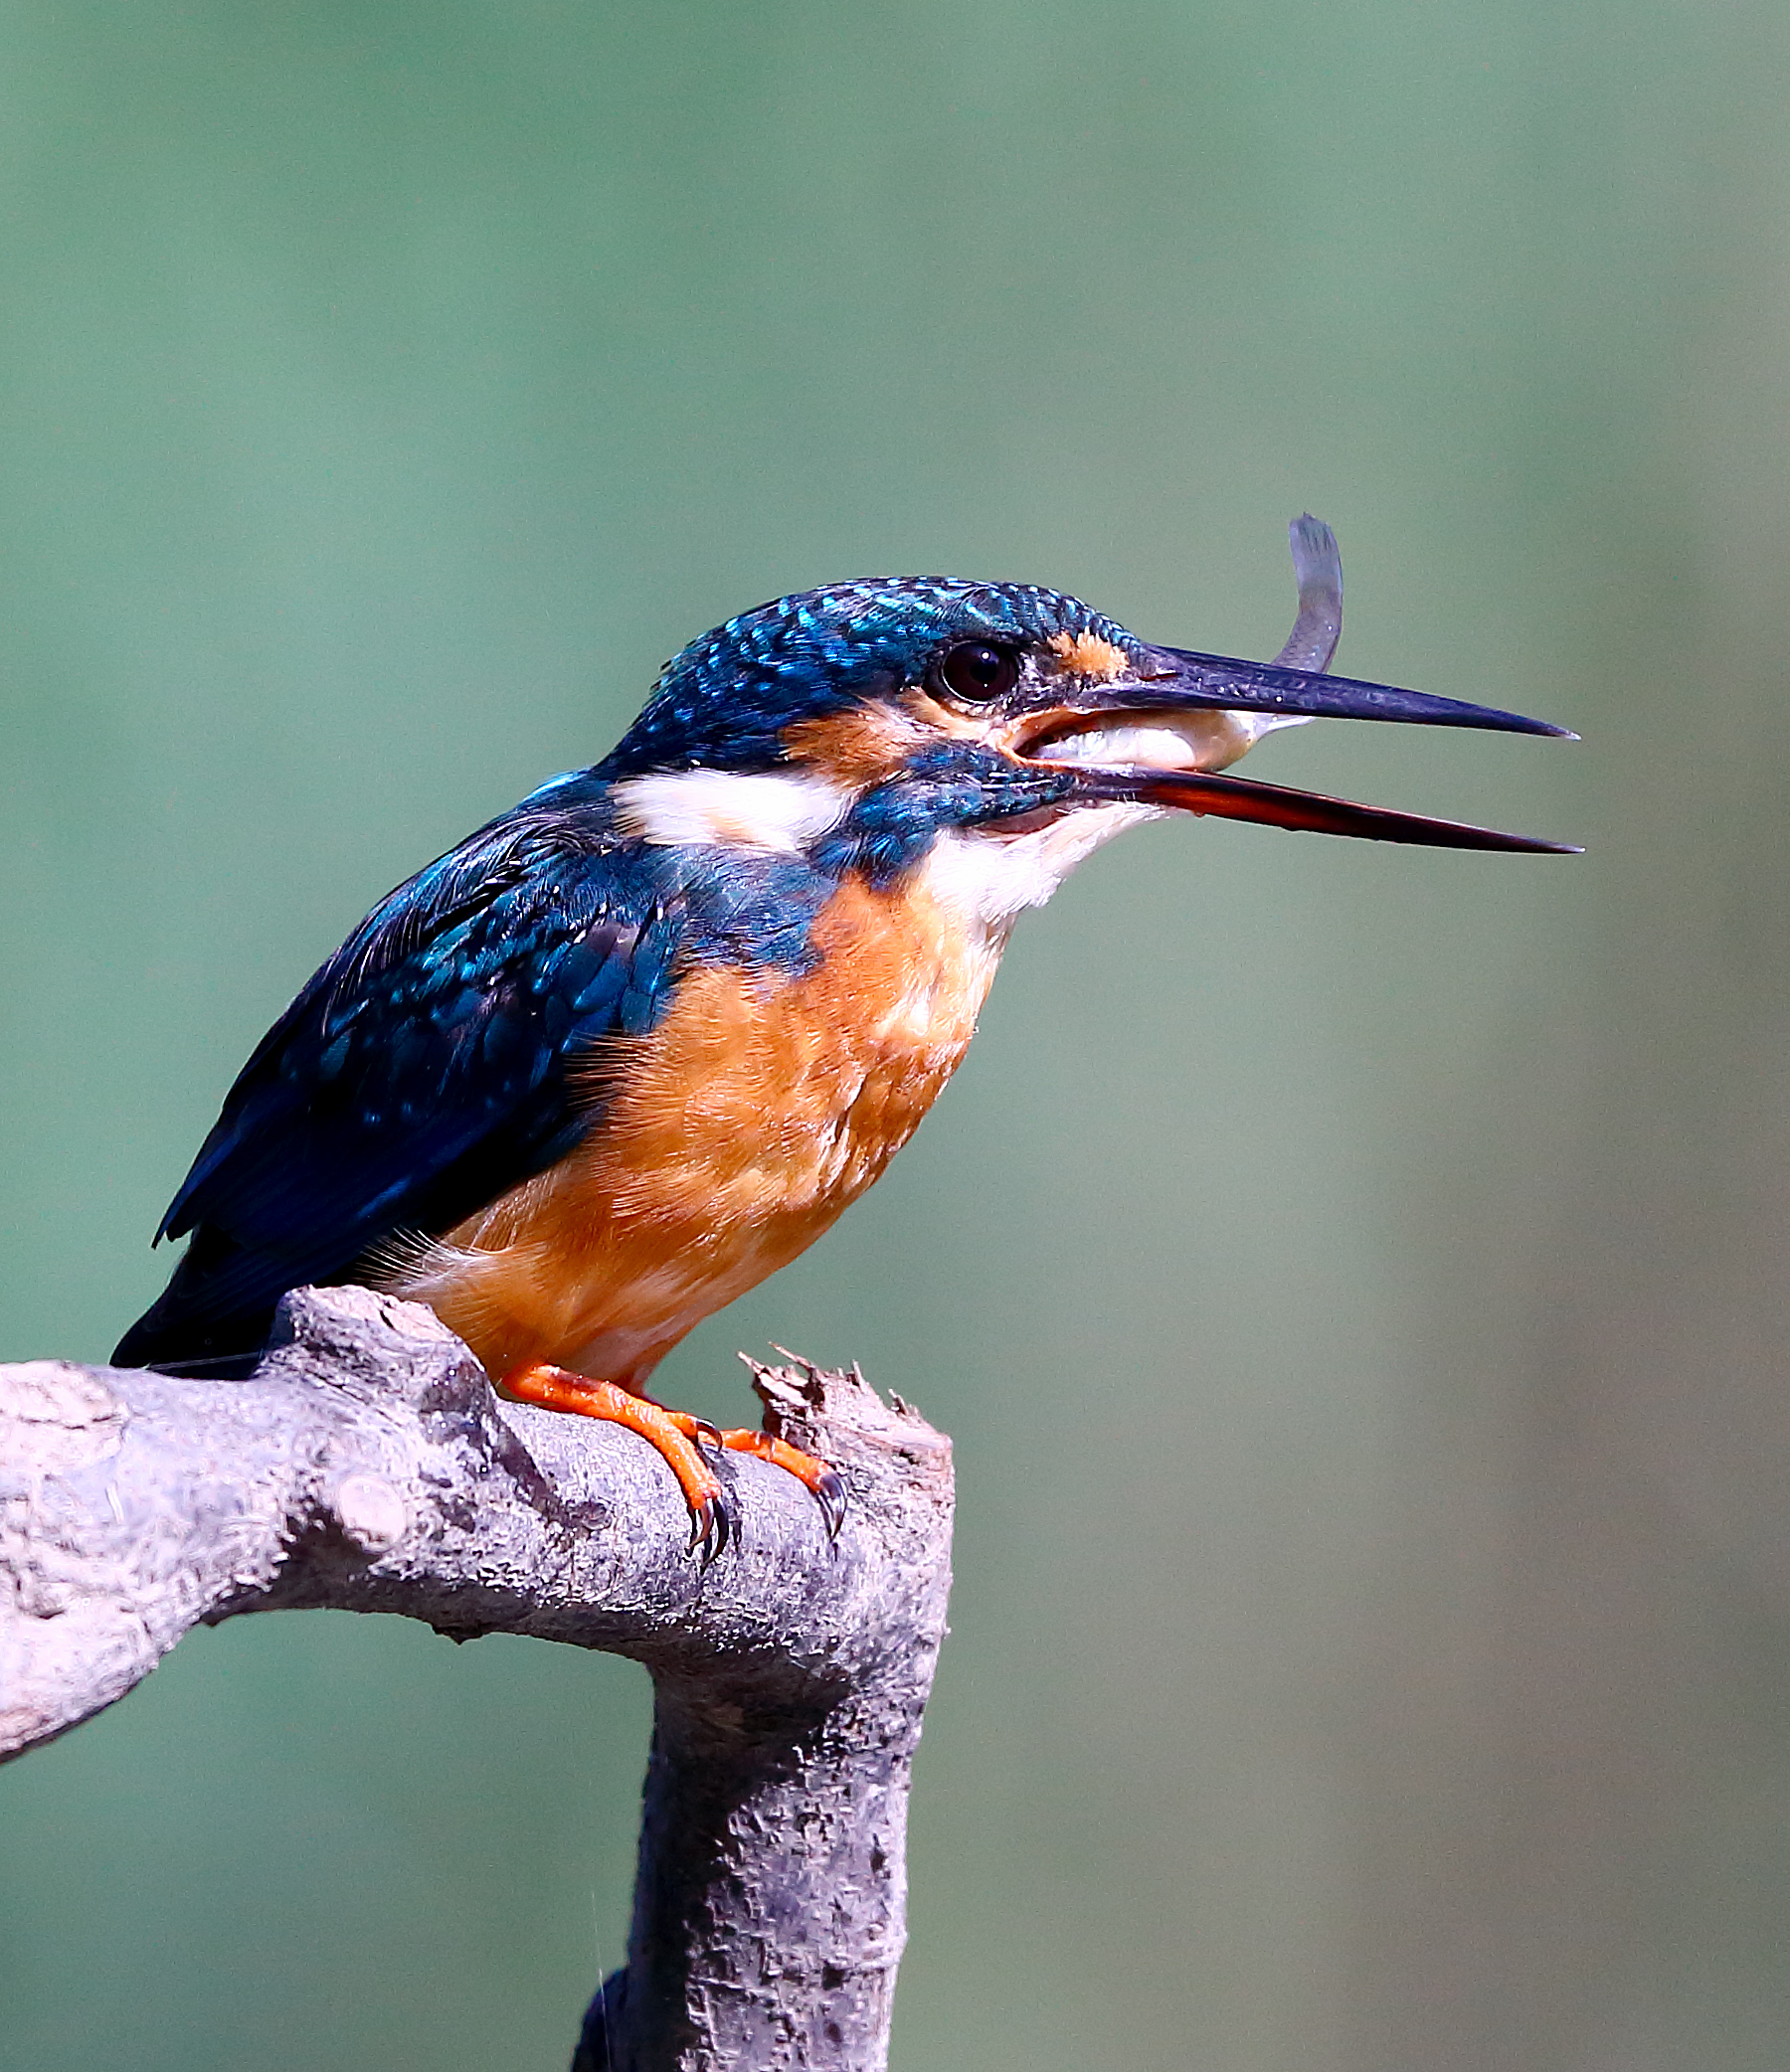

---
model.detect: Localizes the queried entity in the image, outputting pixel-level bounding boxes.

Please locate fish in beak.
[1021,516,1579,854]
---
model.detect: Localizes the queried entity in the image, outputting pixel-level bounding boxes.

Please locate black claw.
[687,1494,717,1562]
[813,1468,848,1542]
[689,1416,725,1452]
[688,1477,736,1566]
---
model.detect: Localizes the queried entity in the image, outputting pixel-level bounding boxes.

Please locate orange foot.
[497,1363,845,1560]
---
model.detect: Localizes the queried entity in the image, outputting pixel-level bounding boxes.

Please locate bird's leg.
[497,1364,733,1559]
[496,1365,846,1555]
[659,1415,847,1541]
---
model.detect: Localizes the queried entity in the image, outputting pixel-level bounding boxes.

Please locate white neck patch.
[613,769,850,854]
[920,801,1160,940]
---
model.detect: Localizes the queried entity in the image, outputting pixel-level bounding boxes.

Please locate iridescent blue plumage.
[117,775,837,1368]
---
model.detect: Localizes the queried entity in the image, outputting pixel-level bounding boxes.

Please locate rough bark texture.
[0,1286,955,2072]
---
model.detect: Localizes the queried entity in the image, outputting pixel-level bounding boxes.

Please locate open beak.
[1022,517,1580,854]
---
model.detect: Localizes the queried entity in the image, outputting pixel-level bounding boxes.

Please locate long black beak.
[1036,517,1579,853]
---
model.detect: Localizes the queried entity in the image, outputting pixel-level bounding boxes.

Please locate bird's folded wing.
[120,817,681,1362]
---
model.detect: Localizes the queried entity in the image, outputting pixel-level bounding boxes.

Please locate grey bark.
[0,1285,955,2072]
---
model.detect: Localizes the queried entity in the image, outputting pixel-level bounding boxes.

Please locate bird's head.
[596,530,1573,932]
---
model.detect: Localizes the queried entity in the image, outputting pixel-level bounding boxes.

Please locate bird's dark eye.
[935,641,1020,703]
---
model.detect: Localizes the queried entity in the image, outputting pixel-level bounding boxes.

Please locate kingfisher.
[116,520,1574,1553]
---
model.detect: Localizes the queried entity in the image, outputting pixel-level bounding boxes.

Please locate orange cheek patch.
[889,685,1037,759]
[792,689,1036,766]
[782,703,931,786]
[1050,630,1130,682]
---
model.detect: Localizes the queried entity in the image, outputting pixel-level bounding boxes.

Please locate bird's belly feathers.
[392,874,1000,1382]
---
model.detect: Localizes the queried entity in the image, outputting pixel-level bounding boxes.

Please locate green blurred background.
[2,2,1787,2066]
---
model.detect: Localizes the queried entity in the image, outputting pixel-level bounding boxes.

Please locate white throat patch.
[613,769,850,854]
[920,802,1160,941]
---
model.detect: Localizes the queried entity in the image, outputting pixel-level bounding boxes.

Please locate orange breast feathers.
[388,873,1001,1386]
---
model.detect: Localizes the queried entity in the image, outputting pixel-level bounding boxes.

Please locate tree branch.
[0,1286,955,2072]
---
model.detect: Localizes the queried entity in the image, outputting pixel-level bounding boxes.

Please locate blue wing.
[115,789,691,1369]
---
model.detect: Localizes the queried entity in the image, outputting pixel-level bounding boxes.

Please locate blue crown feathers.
[599,576,1146,776]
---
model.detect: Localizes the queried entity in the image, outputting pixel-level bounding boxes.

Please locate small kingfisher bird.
[116,520,1573,1552]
